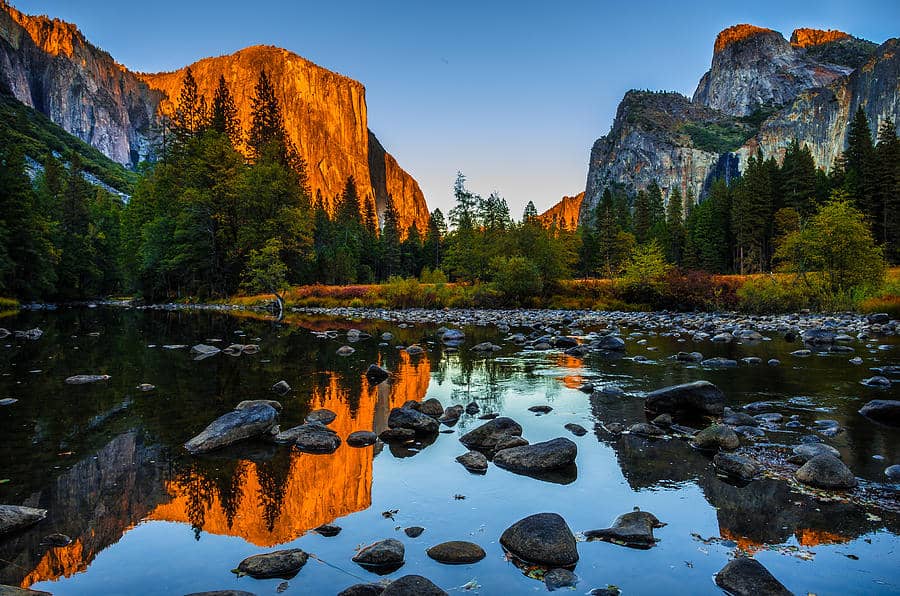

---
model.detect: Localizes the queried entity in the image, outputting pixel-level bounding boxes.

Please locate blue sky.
[14,0,900,215]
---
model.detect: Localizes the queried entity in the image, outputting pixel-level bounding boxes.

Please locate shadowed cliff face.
[0,1,159,166]
[538,193,583,231]
[0,2,429,232]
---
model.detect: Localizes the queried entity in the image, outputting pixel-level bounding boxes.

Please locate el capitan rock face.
[538,192,583,231]
[0,2,428,233]
[580,24,894,225]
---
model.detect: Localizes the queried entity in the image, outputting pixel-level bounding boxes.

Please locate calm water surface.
[0,307,897,595]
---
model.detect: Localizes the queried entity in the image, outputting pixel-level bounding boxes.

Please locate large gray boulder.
[493,438,577,475]
[388,406,439,435]
[644,381,725,417]
[715,557,793,596]
[234,548,308,579]
[858,399,900,426]
[0,505,47,536]
[184,403,278,454]
[459,417,523,453]
[795,454,857,489]
[499,513,578,567]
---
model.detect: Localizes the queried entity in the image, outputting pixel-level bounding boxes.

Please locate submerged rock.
[714,557,793,596]
[365,364,390,384]
[425,541,486,564]
[404,526,425,538]
[714,452,761,481]
[456,451,488,474]
[336,345,355,356]
[190,344,221,359]
[493,438,577,475]
[347,430,378,447]
[564,423,587,436]
[789,443,840,464]
[499,513,578,567]
[65,374,110,384]
[314,524,342,537]
[276,423,341,454]
[272,380,291,395]
[544,568,578,591]
[584,509,665,549]
[0,505,47,536]
[644,381,725,417]
[185,403,278,454]
[459,417,523,453]
[305,408,337,425]
[352,538,405,572]
[795,454,857,489]
[234,548,309,579]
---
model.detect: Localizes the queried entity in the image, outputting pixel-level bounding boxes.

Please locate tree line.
[0,62,897,304]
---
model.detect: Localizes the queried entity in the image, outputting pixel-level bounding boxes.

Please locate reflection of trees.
[180,467,216,541]
[256,453,292,533]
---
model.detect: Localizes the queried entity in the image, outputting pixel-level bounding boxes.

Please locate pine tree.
[665,187,684,264]
[523,201,538,221]
[874,120,900,261]
[686,179,732,272]
[732,150,773,273]
[781,139,818,217]
[841,106,876,215]
[248,70,303,181]
[379,195,402,279]
[210,75,241,146]
[633,190,651,243]
[423,208,446,270]
[401,223,423,277]
[172,68,207,143]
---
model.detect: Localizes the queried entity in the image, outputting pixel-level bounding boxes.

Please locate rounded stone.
[425,541,486,564]
[499,513,578,567]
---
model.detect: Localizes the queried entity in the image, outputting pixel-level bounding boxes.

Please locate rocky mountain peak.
[694,23,851,117]
[0,0,84,58]
[790,28,851,48]
[713,24,780,53]
[537,193,583,231]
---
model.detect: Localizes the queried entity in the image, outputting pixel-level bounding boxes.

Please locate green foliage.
[621,240,671,285]
[737,276,815,313]
[242,238,289,296]
[682,121,754,153]
[490,256,542,305]
[776,192,885,294]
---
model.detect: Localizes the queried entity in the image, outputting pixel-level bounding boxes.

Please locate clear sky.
[14,0,900,216]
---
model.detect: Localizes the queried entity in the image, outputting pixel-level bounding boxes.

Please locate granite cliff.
[0,1,429,232]
[577,24,895,224]
[537,192,584,231]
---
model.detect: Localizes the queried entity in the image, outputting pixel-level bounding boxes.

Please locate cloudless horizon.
[13,0,900,216]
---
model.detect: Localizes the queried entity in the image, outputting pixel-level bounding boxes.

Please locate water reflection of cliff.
[595,417,896,555]
[0,430,168,588]
[8,352,430,587]
[148,352,430,546]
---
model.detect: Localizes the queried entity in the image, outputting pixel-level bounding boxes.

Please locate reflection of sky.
[12,0,900,217]
[14,312,899,595]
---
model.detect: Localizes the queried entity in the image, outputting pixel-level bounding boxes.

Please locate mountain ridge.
[573,23,896,226]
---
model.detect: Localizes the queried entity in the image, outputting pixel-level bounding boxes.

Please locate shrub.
[737,276,814,313]
[490,256,542,305]
[0,297,20,310]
